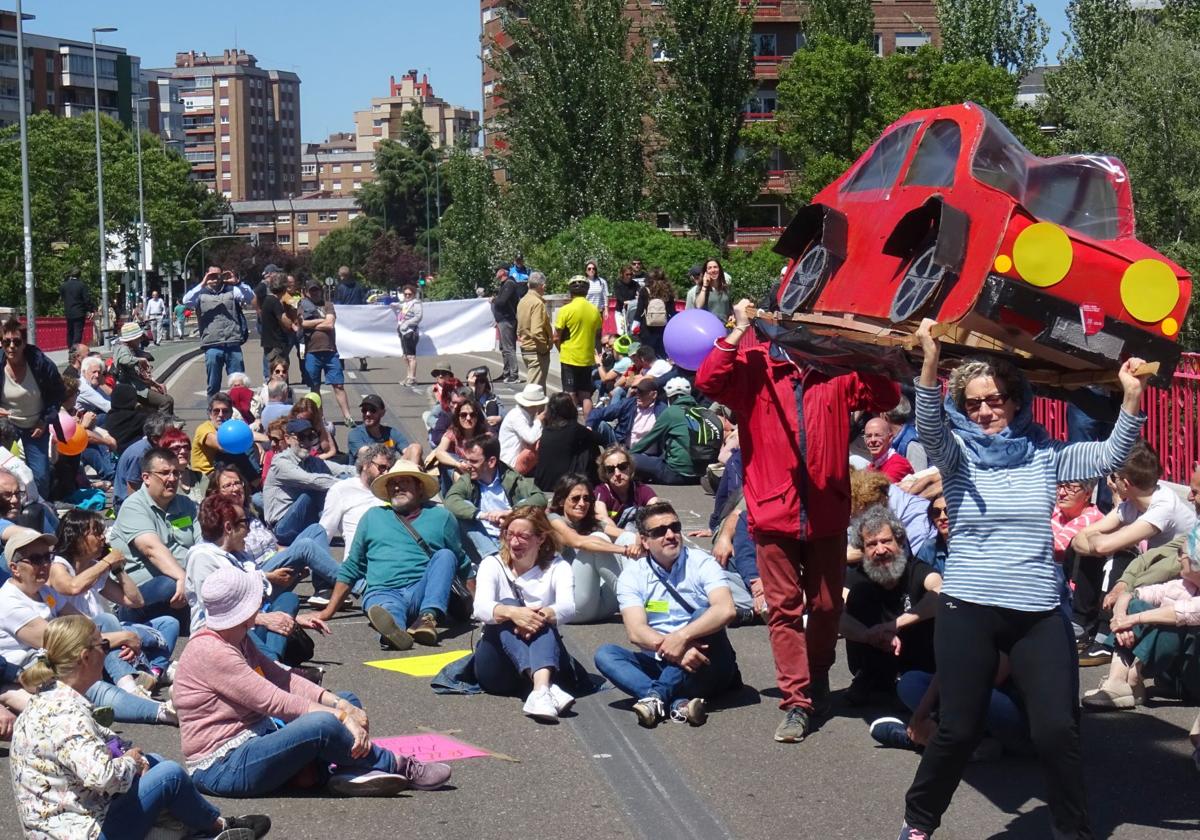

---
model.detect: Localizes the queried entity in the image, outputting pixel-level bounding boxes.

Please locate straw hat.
[370,459,439,503]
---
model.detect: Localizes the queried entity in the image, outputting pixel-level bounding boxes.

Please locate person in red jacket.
[695,298,900,743]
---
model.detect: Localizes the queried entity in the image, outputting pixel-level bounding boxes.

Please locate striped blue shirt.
[914,382,1143,611]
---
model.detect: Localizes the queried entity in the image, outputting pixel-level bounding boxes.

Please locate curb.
[157,345,204,381]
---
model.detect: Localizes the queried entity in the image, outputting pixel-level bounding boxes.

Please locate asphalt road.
[2,343,1197,840]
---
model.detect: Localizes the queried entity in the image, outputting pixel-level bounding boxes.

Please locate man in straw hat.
[311,460,472,652]
[111,322,173,414]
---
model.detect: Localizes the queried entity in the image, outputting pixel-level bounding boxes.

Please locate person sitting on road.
[883,395,928,471]
[260,418,288,480]
[848,469,934,562]
[227,372,255,424]
[184,494,328,663]
[288,397,338,461]
[113,412,175,508]
[472,506,578,721]
[841,507,941,706]
[915,496,951,575]
[319,444,394,557]
[428,389,486,496]
[547,473,640,624]
[587,377,665,449]
[863,417,915,483]
[263,419,353,546]
[594,501,739,728]
[532,392,602,493]
[348,393,421,462]
[467,366,504,431]
[78,355,113,416]
[102,383,153,453]
[251,353,293,422]
[191,391,260,487]
[428,380,470,449]
[208,465,344,605]
[594,444,660,531]
[176,566,451,799]
[257,377,293,429]
[445,434,548,563]
[9,615,271,840]
[498,384,547,475]
[630,377,702,486]
[313,460,473,651]
[160,426,204,503]
[1052,478,1103,564]
[111,323,173,415]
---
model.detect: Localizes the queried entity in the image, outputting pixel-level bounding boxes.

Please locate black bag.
[393,510,473,622]
[280,625,315,667]
[683,405,724,466]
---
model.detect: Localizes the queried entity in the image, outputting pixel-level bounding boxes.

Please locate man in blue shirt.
[113,413,174,508]
[594,501,739,728]
[347,394,421,463]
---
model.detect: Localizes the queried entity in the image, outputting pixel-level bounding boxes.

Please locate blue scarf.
[942,374,1049,469]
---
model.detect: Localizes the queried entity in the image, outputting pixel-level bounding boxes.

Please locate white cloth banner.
[333,300,497,359]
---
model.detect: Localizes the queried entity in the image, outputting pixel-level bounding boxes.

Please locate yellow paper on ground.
[364,650,471,677]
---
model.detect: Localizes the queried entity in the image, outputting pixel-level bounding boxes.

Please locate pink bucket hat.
[201,567,266,630]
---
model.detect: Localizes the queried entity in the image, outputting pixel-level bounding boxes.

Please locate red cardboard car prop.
[771,102,1192,384]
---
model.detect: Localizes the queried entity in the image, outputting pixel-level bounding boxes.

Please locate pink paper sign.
[373,733,491,763]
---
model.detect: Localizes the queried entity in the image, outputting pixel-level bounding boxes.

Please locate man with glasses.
[347,394,420,463]
[113,413,175,509]
[264,419,353,546]
[109,448,201,623]
[587,377,665,448]
[312,461,472,651]
[444,434,546,564]
[191,392,260,487]
[320,444,396,553]
[594,501,739,728]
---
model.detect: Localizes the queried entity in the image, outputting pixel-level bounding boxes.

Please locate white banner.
[332,300,497,359]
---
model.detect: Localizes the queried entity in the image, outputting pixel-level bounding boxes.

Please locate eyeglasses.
[371,461,391,472]
[457,410,477,418]
[605,461,631,473]
[89,639,112,654]
[930,505,948,517]
[1059,483,1086,494]
[361,406,380,414]
[644,521,682,539]
[2,336,24,348]
[0,487,23,499]
[963,393,1009,413]
[167,443,189,451]
[567,493,593,503]
[297,432,320,444]
[148,469,180,479]
[18,552,52,566]
[210,407,233,417]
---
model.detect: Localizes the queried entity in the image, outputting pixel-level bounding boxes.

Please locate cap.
[634,378,659,394]
[688,264,703,278]
[664,376,692,398]
[202,567,267,631]
[263,263,282,275]
[305,278,323,290]
[285,419,314,435]
[430,359,455,378]
[4,528,57,568]
[360,394,385,412]
[568,275,590,294]
[613,357,634,374]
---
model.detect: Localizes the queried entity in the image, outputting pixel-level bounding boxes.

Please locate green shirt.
[111,343,147,393]
[109,486,200,584]
[338,503,471,594]
[631,395,699,477]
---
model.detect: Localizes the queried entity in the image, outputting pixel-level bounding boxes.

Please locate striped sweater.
[914,382,1143,611]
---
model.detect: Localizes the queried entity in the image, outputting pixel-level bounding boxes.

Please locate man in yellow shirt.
[516,272,553,387]
[554,276,603,415]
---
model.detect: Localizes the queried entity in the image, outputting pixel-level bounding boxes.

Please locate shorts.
[304,350,345,386]
[399,329,419,356]
[561,363,595,394]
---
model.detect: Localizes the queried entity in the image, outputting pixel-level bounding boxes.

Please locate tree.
[805,0,875,48]
[309,216,383,280]
[489,0,649,241]
[363,230,427,288]
[356,110,443,252]
[652,0,768,251]
[437,145,513,299]
[935,0,1050,77]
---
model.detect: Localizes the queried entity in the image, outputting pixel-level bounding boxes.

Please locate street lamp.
[133,95,152,307]
[92,25,118,336]
[14,2,36,343]
[418,164,431,279]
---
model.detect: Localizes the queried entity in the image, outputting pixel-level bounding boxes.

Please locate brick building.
[300,133,376,197]
[230,196,363,254]
[353,70,480,152]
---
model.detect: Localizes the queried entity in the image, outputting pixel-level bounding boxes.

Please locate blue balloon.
[663,308,727,371]
[216,418,254,455]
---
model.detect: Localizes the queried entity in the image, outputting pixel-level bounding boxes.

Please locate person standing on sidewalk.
[299,280,355,429]
[332,265,369,372]
[695,298,900,744]
[516,272,552,388]
[144,290,167,345]
[61,270,94,348]
[492,267,520,383]
[183,266,255,399]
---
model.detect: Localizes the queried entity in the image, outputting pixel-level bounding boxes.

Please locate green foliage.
[356,130,442,251]
[804,0,875,48]
[438,146,515,299]
[363,230,427,287]
[0,113,224,315]
[935,0,1050,77]
[309,216,383,281]
[652,0,768,251]
[490,0,649,242]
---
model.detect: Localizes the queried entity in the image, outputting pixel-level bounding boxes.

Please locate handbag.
[279,625,315,667]
[392,510,473,622]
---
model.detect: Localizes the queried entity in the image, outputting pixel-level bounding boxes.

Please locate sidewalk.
[47,335,205,382]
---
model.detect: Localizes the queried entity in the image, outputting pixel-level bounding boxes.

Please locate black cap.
[306,278,323,290]
[285,418,313,435]
[360,394,385,412]
[688,264,703,278]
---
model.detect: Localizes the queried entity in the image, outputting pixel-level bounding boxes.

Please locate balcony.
[63,102,118,119]
[743,111,776,122]
[764,170,794,193]
[740,0,803,20]
[731,225,784,246]
[753,55,787,79]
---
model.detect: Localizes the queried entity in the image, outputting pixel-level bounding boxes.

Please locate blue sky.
[9,1,1070,143]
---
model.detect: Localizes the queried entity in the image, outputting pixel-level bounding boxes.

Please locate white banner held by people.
[333,300,497,359]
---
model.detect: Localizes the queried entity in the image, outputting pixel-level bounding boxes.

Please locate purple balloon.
[663,308,727,371]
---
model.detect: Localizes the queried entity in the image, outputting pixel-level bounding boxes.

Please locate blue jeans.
[86,679,164,725]
[18,425,50,499]
[94,612,179,680]
[633,454,696,486]
[459,520,501,565]
[273,492,325,546]
[474,623,570,697]
[190,692,395,797]
[594,627,737,707]
[249,592,301,662]
[897,670,1033,756]
[593,422,619,447]
[204,344,245,398]
[99,755,220,840]
[361,548,457,629]
[117,575,187,626]
[81,444,117,481]
[261,522,341,591]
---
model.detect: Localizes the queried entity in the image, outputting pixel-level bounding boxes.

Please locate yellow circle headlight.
[1012,222,1073,288]
[1120,259,1180,324]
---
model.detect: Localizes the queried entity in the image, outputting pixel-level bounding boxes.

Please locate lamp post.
[419,164,431,279]
[133,95,152,308]
[15,2,36,343]
[92,25,118,335]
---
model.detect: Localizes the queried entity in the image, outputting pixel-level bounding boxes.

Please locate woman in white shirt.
[472,506,577,722]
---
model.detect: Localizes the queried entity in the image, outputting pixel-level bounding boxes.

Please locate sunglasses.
[930,505,948,517]
[149,469,180,479]
[18,551,53,566]
[2,337,24,348]
[297,432,320,443]
[361,406,380,414]
[567,493,593,503]
[457,410,478,418]
[644,521,682,539]
[269,436,284,444]
[605,461,631,473]
[90,639,112,653]
[963,393,1008,413]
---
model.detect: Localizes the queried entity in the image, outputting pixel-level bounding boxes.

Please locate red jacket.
[695,334,899,540]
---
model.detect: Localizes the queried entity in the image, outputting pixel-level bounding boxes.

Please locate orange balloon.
[57,424,89,456]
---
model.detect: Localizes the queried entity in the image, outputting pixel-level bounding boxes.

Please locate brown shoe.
[407,612,439,646]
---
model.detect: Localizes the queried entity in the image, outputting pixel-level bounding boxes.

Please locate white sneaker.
[522,687,559,721]
[307,590,331,608]
[326,770,409,797]
[547,683,575,715]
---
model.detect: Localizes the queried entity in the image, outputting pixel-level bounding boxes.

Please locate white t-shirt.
[498,408,541,467]
[49,556,107,618]
[1118,484,1198,549]
[646,359,673,378]
[0,581,63,666]
[471,553,576,625]
[145,298,167,319]
[319,476,383,551]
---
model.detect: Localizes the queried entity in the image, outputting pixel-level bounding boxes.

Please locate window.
[301,163,316,176]
[219,79,229,88]
[219,97,229,106]
[873,33,884,57]
[45,57,56,72]
[895,32,932,53]
[332,181,342,190]
[222,171,231,180]
[348,210,360,219]
[651,39,672,62]
[278,234,290,245]
[971,109,1029,199]
[352,181,362,190]
[296,213,309,225]
[298,232,310,246]
[220,115,229,124]
[277,213,291,223]
[903,120,961,188]
[752,33,777,57]
[193,75,213,88]
[352,163,362,173]
[67,54,116,79]
[221,153,231,162]
[46,90,55,105]
[842,122,920,193]
[655,213,671,229]
[332,164,341,173]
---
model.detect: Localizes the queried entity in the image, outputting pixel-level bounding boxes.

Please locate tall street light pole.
[15,2,36,343]
[134,95,152,307]
[92,25,118,336]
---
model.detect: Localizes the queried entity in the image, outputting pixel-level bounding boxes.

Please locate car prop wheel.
[779,244,833,315]
[890,243,948,323]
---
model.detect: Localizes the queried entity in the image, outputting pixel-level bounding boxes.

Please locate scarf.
[942,374,1049,469]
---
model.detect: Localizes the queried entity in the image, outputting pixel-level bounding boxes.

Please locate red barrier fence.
[20,317,95,352]
[1034,353,1200,484]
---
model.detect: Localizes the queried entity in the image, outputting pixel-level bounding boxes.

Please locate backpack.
[644,297,668,327]
[683,405,723,466]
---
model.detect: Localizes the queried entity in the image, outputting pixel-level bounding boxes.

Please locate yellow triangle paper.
[364,649,471,677]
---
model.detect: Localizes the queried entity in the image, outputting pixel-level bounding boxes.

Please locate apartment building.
[230,196,362,253]
[300,132,377,197]
[353,70,480,152]
[0,10,151,132]
[150,49,301,201]
[480,0,940,245]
